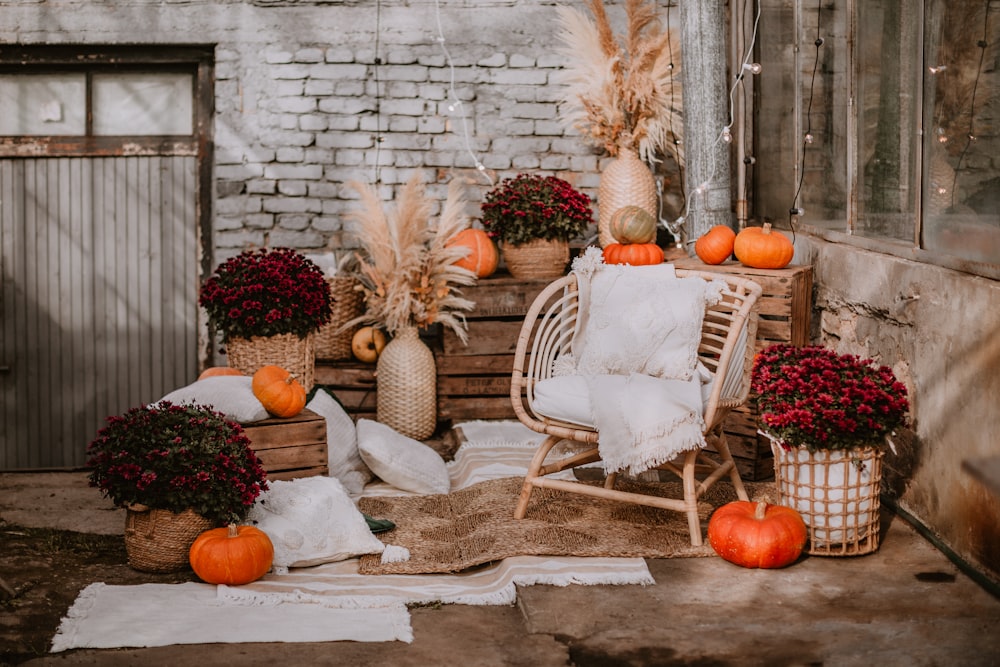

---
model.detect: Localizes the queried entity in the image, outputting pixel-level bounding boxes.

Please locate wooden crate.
[675,258,814,480]
[436,273,555,423]
[313,361,378,420]
[241,408,329,481]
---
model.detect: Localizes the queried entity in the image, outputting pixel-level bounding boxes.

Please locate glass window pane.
[92,73,193,136]
[0,73,86,135]
[855,0,920,242]
[921,0,1000,265]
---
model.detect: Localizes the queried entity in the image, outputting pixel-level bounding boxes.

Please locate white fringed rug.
[51,420,654,652]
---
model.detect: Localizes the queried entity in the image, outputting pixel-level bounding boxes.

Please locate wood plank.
[438,396,517,421]
[255,443,329,471]
[435,353,515,375]
[443,319,525,356]
[314,363,377,386]
[462,273,554,318]
[438,374,512,396]
[240,409,326,450]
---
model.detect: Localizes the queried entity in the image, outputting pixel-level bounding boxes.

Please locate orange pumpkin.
[694,225,736,265]
[251,365,307,418]
[609,206,658,244]
[446,228,499,278]
[733,223,794,269]
[197,367,244,381]
[707,501,808,569]
[189,524,274,585]
[603,242,664,266]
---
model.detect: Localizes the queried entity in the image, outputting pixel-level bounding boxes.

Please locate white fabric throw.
[561,257,726,475]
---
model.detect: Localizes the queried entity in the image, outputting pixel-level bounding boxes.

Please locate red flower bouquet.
[480,174,593,245]
[751,344,910,452]
[199,247,332,342]
[86,402,269,525]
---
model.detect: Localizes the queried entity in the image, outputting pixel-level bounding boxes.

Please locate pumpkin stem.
[284,374,298,385]
[761,222,773,235]
[227,523,239,538]
[754,501,768,520]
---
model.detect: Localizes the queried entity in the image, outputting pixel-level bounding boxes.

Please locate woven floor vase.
[502,238,569,280]
[225,331,315,392]
[598,147,658,247]
[124,506,213,573]
[376,327,437,440]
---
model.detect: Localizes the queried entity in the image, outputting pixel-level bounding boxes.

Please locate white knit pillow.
[305,389,373,496]
[157,376,269,423]
[356,419,450,495]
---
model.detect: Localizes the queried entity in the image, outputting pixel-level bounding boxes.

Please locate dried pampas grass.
[345,174,477,342]
[555,0,684,165]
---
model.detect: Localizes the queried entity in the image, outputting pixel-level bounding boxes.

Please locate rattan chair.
[510,267,763,546]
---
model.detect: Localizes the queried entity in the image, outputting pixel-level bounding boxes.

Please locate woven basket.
[598,146,658,248]
[772,444,884,557]
[376,327,437,440]
[226,332,315,392]
[315,276,365,361]
[124,506,214,573]
[502,238,570,280]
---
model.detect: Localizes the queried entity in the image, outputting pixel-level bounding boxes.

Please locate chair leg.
[713,430,749,501]
[682,449,703,546]
[604,472,617,489]
[514,435,562,519]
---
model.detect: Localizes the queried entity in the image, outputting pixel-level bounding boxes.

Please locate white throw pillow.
[356,419,450,495]
[247,476,385,569]
[157,375,269,423]
[305,389,373,496]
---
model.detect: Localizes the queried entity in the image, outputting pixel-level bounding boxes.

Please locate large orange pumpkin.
[198,367,244,381]
[609,206,658,245]
[707,501,808,569]
[252,365,307,418]
[189,524,274,585]
[603,242,664,266]
[446,228,499,278]
[733,223,794,269]
[694,225,736,265]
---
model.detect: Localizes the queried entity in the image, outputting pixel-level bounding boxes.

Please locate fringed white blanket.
[562,255,726,475]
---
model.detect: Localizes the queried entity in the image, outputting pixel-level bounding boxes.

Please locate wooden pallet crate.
[675,258,814,480]
[437,273,555,423]
[241,408,328,481]
[313,361,378,420]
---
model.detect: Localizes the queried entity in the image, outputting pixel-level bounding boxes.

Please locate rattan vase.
[598,146,658,248]
[315,276,365,361]
[225,331,315,392]
[376,327,437,440]
[771,443,884,557]
[124,506,214,573]
[502,238,570,280]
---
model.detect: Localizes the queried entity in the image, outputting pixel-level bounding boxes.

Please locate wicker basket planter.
[124,506,213,573]
[597,146,658,248]
[502,238,570,280]
[772,444,884,556]
[315,276,365,361]
[226,332,316,392]
[376,327,437,440]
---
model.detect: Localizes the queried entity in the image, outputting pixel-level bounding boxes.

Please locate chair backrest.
[510,268,762,437]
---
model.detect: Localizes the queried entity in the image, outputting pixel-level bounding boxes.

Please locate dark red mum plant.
[751,344,910,452]
[199,247,332,341]
[480,173,593,245]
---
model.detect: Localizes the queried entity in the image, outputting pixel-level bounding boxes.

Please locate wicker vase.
[315,276,365,361]
[376,327,437,440]
[598,146,658,248]
[502,238,570,280]
[771,443,884,557]
[124,506,214,573]
[225,331,316,392]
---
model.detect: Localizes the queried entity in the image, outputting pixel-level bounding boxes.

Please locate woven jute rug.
[358,477,776,575]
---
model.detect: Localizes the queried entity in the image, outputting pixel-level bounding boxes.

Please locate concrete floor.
[3,470,999,667]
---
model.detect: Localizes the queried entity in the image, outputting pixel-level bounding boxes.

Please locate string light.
[949,5,992,207]
[372,0,384,186]
[788,0,825,238]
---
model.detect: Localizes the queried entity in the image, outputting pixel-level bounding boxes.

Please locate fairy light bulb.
[742,62,763,75]
[929,65,948,74]
[722,127,733,143]
[804,133,814,144]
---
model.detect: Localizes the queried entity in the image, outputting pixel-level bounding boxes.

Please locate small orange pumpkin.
[733,223,794,269]
[603,242,664,266]
[694,225,736,265]
[609,206,658,244]
[707,500,808,569]
[252,365,307,418]
[197,367,244,381]
[446,228,499,278]
[189,524,274,585]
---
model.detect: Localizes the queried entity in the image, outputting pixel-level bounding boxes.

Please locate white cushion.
[157,375,269,423]
[356,419,450,495]
[305,389,373,496]
[247,476,385,569]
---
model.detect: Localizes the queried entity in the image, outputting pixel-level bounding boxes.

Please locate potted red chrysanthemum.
[199,247,332,391]
[751,343,910,556]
